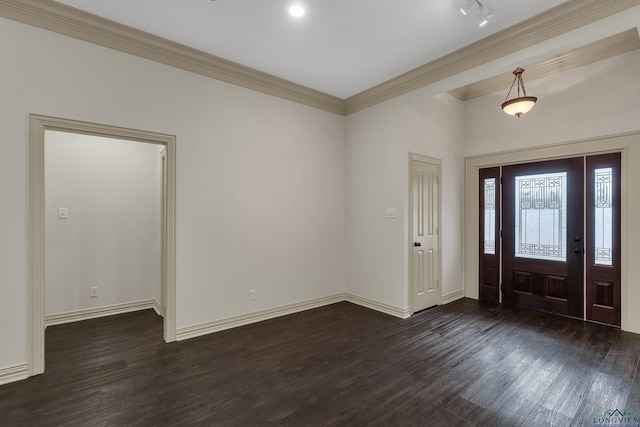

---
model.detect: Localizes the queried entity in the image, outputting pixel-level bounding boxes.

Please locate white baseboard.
[153,299,164,317]
[0,363,29,386]
[345,293,411,319]
[1,291,462,387]
[45,299,157,327]
[442,289,465,305]
[176,293,344,341]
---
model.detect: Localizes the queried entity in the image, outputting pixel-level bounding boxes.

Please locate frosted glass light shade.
[501,96,537,117]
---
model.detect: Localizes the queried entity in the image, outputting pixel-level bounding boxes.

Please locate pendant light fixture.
[501,67,537,117]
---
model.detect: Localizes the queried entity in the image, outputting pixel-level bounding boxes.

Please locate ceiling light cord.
[503,68,525,102]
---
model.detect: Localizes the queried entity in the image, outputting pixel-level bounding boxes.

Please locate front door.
[411,158,440,312]
[502,157,584,318]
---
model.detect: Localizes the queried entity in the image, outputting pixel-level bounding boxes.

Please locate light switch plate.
[385,208,397,219]
[58,208,68,219]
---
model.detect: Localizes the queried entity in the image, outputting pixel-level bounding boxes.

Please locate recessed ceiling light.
[289,4,305,17]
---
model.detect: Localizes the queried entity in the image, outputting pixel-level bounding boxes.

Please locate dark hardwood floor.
[1,299,639,426]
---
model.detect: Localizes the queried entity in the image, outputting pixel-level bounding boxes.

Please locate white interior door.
[411,158,440,312]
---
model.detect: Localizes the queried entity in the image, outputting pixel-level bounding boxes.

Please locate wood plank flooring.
[1,299,639,426]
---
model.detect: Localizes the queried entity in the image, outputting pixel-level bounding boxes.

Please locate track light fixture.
[456,0,492,28]
[458,0,474,15]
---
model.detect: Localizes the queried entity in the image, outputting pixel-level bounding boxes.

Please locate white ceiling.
[53,0,569,99]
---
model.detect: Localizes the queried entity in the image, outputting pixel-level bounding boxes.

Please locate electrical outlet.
[90,287,98,298]
[249,290,256,301]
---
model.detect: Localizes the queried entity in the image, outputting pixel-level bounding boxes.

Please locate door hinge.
[500,177,503,185]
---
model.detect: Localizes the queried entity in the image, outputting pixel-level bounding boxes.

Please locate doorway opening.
[29,115,176,376]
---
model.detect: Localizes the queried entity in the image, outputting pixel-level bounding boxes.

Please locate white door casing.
[160,149,168,318]
[410,154,442,313]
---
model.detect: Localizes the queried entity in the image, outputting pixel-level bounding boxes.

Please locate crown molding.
[449,29,640,101]
[345,0,640,115]
[0,0,637,117]
[0,0,346,116]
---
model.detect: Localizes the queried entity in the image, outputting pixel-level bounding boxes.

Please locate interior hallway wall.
[45,131,162,316]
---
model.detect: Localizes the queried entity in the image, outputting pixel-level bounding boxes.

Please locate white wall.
[405,96,465,301]
[346,101,406,309]
[464,49,640,156]
[45,131,161,315]
[0,17,346,370]
[346,93,464,311]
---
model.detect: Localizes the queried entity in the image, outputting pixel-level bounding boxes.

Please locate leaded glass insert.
[594,167,613,266]
[484,178,496,254]
[515,172,567,261]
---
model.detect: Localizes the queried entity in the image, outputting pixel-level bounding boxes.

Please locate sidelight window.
[514,172,567,261]
[484,178,496,254]
[594,168,613,266]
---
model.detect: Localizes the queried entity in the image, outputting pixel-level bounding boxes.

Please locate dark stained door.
[479,167,500,302]
[502,157,584,318]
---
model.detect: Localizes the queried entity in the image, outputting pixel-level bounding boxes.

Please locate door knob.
[573,247,584,254]
[573,236,582,242]
[414,242,422,247]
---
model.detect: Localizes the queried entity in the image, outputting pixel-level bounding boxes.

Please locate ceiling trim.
[0,0,346,116]
[0,0,637,117]
[345,0,640,115]
[448,29,640,101]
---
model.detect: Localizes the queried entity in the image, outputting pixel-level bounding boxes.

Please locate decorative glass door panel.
[479,167,500,302]
[502,158,584,318]
[484,177,496,255]
[515,172,567,261]
[593,167,614,266]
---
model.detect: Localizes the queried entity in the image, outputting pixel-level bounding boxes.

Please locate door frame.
[464,131,640,332]
[409,152,442,314]
[28,114,177,376]
[160,148,168,317]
